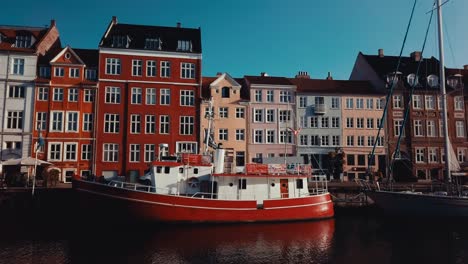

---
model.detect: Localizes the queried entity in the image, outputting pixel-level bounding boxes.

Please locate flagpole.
[32,127,44,196]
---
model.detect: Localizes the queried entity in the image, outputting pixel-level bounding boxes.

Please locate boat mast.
[204,97,214,155]
[436,0,451,183]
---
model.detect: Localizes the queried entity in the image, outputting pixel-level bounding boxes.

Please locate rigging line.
[443,14,457,67]
[391,4,435,178]
[367,0,418,180]
[426,0,450,14]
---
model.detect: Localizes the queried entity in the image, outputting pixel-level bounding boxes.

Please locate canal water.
[0,193,467,264]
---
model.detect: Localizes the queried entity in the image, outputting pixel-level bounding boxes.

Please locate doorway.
[63,169,76,183]
[280,179,289,198]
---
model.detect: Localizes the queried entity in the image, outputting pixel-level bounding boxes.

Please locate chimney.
[410,51,422,62]
[50,19,56,27]
[378,49,384,58]
[326,72,333,80]
[260,72,269,77]
[464,65,468,70]
[216,72,223,76]
[112,16,117,24]
[295,71,310,79]
[176,22,181,28]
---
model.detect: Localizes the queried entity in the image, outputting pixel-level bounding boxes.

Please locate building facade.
[95,17,202,178]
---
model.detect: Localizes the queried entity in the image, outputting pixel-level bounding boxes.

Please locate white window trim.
[64,142,78,161]
[50,111,64,132]
[65,111,80,133]
[48,142,63,161]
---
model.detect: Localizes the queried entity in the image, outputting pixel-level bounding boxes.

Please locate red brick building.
[95,17,202,178]
[34,46,98,182]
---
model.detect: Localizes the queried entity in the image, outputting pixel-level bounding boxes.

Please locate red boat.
[73,151,334,223]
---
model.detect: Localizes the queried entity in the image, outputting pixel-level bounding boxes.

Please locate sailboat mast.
[436,0,451,183]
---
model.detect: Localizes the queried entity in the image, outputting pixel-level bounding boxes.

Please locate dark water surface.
[0,193,467,264]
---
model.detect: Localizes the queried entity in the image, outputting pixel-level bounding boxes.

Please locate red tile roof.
[0,25,49,53]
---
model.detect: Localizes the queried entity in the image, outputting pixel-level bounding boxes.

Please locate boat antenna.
[204,97,215,154]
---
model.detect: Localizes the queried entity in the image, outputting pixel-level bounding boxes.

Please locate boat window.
[179,168,184,173]
[229,183,233,187]
[164,167,170,174]
[194,168,199,174]
[296,179,304,189]
[156,166,162,173]
[238,179,247,189]
[271,183,275,187]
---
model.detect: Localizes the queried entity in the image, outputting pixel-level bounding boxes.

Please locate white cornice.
[99,79,199,86]
[99,47,202,60]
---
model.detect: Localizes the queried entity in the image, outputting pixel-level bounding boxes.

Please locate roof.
[290,78,382,95]
[361,52,441,77]
[0,25,49,53]
[244,75,293,86]
[201,76,250,100]
[100,22,202,53]
[74,48,99,67]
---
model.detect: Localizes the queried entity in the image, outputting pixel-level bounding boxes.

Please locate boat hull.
[73,179,334,223]
[367,190,468,217]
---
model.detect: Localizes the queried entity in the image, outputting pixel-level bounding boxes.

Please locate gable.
[50,46,85,65]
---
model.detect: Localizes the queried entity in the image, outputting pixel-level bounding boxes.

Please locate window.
[377,136,385,146]
[83,113,93,132]
[412,95,422,109]
[81,144,92,160]
[279,91,291,103]
[105,87,120,104]
[299,135,308,146]
[85,69,96,80]
[66,112,79,132]
[393,95,402,109]
[12,58,25,75]
[357,136,364,146]
[310,117,318,128]
[367,136,375,146]
[111,35,129,48]
[332,135,340,146]
[145,115,156,134]
[181,63,195,79]
[144,144,155,162]
[145,38,161,50]
[131,87,142,104]
[457,148,467,163]
[347,136,354,146]
[50,111,63,132]
[255,90,262,102]
[356,98,364,109]
[15,35,31,48]
[358,155,366,166]
[180,116,194,135]
[39,67,50,78]
[427,75,439,88]
[266,90,274,102]
[299,96,307,108]
[425,95,435,110]
[367,118,374,129]
[160,61,171,77]
[64,143,78,161]
[254,130,263,143]
[49,143,62,161]
[8,86,24,98]
[36,112,47,131]
[300,116,307,128]
[144,60,157,77]
[38,87,49,101]
[356,118,364,128]
[160,115,169,134]
[219,129,228,141]
[376,98,384,109]
[54,67,64,77]
[321,135,329,146]
[177,142,197,153]
[103,143,119,162]
[415,148,425,163]
[331,117,340,128]
[454,96,464,111]
[238,179,247,189]
[439,120,444,138]
[428,148,438,163]
[279,110,291,123]
[143,88,156,105]
[394,119,404,137]
[104,114,119,133]
[53,88,63,101]
[280,130,292,144]
[236,108,245,118]
[414,120,423,137]
[427,120,436,137]
[68,88,78,102]
[366,98,373,109]
[69,68,79,78]
[346,117,354,128]
[236,129,245,141]
[437,96,443,110]
[296,179,304,189]
[266,109,275,123]
[132,60,142,76]
[106,58,121,75]
[177,40,192,51]
[130,115,141,134]
[321,117,329,128]
[219,107,228,118]
[456,121,465,137]
[331,97,340,109]
[180,90,195,106]
[346,98,354,109]
[220,87,230,98]
[130,144,140,162]
[310,135,319,146]
[84,89,94,102]
[347,154,355,165]
[160,89,171,105]
[254,109,264,122]
[266,130,275,143]
[6,111,23,129]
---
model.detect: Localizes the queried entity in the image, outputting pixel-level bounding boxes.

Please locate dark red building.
[95,17,202,178]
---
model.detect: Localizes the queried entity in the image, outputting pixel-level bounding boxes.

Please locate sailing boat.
[365,0,468,217]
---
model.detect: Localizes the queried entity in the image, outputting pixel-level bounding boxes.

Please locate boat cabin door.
[280,179,289,198]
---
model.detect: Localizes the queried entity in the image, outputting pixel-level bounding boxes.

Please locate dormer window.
[221,87,230,98]
[427,75,439,88]
[85,69,97,80]
[177,40,192,51]
[144,38,161,50]
[447,74,462,89]
[39,66,50,78]
[0,33,5,43]
[15,35,32,48]
[407,73,419,87]
[111,35,130,48]
[386,71,402,86]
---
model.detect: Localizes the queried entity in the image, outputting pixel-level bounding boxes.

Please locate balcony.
[313,104,326,115]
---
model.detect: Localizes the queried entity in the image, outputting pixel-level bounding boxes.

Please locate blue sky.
[3,0,467,80]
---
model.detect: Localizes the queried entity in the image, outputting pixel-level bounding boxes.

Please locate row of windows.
[37,111,93,132]
[344,98,384,110]
[103,142,198,162]
[414,147,467,164]
[106,58,196,79]
[392,95,464,111]
[252,109,292,123]
[37,87,94,102]
[103,114,193,135]
[204,107,245,119]
[393,119,465,138]
[253,90,293,103]
[46,142,92,162]
[346,154,376,166]
[105,87,194,106]
[345,117,382,129]
[206,129,245,141]
[252,129,294,144]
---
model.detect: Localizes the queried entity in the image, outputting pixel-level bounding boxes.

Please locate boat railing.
[190,192,217,198]
[309,175,329,195]
[107,180,170,194]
